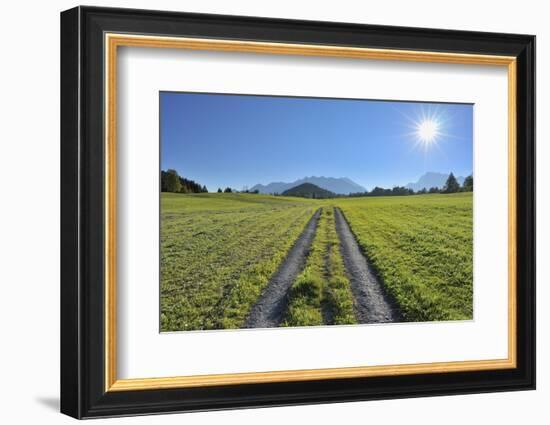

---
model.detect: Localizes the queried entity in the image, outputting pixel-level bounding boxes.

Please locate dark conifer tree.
[443,172,460,193]
[462,175,473,192]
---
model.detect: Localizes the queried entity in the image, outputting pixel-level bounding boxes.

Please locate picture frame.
[60,5,535,419]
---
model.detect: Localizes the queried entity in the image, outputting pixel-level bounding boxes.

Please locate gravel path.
[334,208,402,323]
[243,208,322,328]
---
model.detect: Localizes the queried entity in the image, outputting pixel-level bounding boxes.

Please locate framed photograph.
[60,6,535,419]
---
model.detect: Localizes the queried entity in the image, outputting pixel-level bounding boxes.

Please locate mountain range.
[405,172,467,192]
[251,176,366,195]
[250,172,470,195]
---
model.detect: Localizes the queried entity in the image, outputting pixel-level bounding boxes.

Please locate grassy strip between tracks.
[283,207,356,327]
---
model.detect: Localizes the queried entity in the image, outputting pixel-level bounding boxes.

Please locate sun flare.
[416,119,440,144]
[402,106,448,153]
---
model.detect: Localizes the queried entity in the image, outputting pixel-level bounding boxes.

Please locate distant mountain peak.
[282,183,335,199]
[251,176,366,195]
[406,171,468,192]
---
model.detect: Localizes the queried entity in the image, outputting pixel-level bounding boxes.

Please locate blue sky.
[160,92,473,192]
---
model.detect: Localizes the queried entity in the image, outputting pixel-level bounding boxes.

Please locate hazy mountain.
[251,176,366,195]
[282,183,336,199]
[406,172,467,192]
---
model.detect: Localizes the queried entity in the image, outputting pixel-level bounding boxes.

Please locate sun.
[416,119,440,144]
[399,105,449,154]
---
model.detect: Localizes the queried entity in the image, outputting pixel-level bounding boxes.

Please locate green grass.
[333,193,473,322]
[160,192,318,331]
[161,191,473,331]
[283,207,356,327]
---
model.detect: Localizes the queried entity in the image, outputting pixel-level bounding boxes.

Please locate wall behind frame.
[0,1,544,424]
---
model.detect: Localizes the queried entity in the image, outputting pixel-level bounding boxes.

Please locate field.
[334,193,473,321]
[160,193,317,331]
[160,192,473,331]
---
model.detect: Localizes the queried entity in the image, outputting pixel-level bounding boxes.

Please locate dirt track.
[243,208,322,328]
[334,208,401,323]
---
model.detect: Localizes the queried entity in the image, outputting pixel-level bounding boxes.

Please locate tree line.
[349,173,473,198]
[215,187,259,194]
[161,169,208,193]
[161,169,473,198]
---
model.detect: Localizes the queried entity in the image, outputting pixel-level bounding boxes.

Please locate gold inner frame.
[104,33,518,392]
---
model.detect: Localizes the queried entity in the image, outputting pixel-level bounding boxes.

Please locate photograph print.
[160,92,473,332]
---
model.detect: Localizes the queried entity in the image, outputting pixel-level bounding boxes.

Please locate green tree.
[217,188,222,193]
[443,172,460,193]
[463,175,473,192]
[165,169,181,193]
[224,187,232,193]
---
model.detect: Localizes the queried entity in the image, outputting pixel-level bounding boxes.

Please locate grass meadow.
[160,193,317,331]
[335,193,473,321]
[160,192,473,331]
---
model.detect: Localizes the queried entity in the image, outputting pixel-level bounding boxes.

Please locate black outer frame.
[60,6,535,419]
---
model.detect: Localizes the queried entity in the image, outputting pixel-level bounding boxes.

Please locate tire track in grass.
[334,207,402,323]
[243,208,322,328]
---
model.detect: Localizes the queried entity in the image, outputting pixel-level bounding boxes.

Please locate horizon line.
[162,168,473,192]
